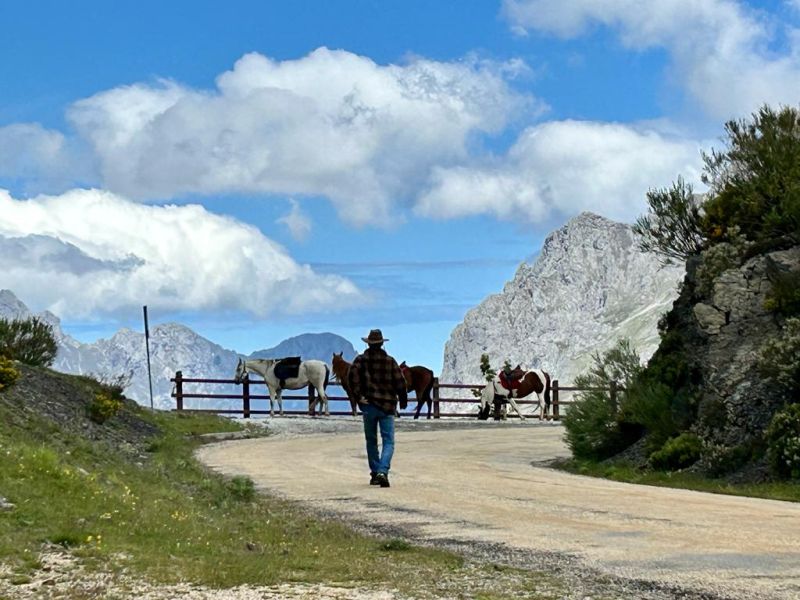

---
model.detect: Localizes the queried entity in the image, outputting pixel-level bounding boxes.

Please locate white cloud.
[66,48,536,225]
[415,120,705,223]
[502,0,800,120]
[0,188,363,318]
[277,199,312,242]
[0,123,92,190]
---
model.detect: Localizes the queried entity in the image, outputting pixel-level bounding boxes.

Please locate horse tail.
[324,364,330,390]
[544,371,551,408]
[422,369,435,401]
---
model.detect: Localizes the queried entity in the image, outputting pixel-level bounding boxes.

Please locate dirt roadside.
[197,419,800,600]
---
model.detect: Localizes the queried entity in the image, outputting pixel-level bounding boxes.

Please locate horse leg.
[320,386,329,416]
[413,397,423,420]
[308,383,317,416]
[507,396,525,420]
[266,384,275,417]
[277,389,284,416]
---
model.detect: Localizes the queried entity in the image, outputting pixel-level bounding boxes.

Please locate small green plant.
[698,442,752,478]
[381,538,411,551]
[472,353,498,398]
[757,317,800,394]
[87,390,124,424]
[0,356,19,391]
[649,433,702,470]
[226,475,256,501]
[0,317,57,367]
[764,260,800,316]
[765,404,800,480]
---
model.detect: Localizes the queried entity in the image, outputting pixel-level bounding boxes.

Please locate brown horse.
[478,368,551,420]
[331,352,358,416]
[400,362,435,419]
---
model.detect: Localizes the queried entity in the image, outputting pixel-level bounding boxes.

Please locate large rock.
[441,213,684,395]
[692,247,800,445]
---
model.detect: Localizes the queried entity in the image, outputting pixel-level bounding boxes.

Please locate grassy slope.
[0,366,564,599]
[558,459,800,503]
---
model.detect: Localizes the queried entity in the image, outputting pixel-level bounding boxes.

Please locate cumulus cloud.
[415,120,705,223]
[65,48,536,225]
[0,188,363,318]
[276,199,312,242]
[0,124,92,191]
[502,0,800,119]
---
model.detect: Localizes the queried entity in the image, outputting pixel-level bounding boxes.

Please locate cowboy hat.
[362,329,388,344]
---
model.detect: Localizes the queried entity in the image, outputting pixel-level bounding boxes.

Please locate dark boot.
[374,473,390,488]
[370,472,380,485]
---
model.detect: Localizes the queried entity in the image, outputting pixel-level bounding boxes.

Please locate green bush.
[765,404,800,480]
[757,318,800,394]
[563,339,644,460]
[0,356,20,391]
[649,433,702,470]
[702,105,800,244]
[620,381,683,453]
[0,317,57,367]
[226,475,256,502]
[87,390,124,424]
[633,176,707,265]
[764,260,800,316]
[699,442,753,478]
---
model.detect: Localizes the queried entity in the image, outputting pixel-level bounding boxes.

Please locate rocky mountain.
[441,213,684,404]
[249,333,356,362]
[0,290,354,411]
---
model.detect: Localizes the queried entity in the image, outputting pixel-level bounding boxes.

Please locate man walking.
[348,329,408,488]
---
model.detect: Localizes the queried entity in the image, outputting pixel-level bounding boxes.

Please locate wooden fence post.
[433,377,440,419]
[174,370,183,411]
[552,379,559,420]
[242,375,250,419]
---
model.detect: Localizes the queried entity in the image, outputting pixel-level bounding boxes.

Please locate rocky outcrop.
[687,247,800,448]
[441,213,684,391]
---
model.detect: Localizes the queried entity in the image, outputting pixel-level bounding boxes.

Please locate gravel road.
[197,418,800,600]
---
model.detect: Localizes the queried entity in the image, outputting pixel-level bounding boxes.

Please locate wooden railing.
[168,371,621,420]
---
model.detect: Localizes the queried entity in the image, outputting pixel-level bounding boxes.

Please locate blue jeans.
[361,403,395,475]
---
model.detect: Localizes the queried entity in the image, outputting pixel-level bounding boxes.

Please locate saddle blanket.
[274,356,302,382]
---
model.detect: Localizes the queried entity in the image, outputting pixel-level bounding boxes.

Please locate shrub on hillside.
[620,381,683,453]
[764,260,800,317]
[0,356,19,391]
[649,432,702,471]
[563,339,643,461]
[757,318,800,395]
[765,404,800,480]
[633,177,707,266]
[702,105,800,245]
[226,475,256,502]
[87,390,124,424]
[0,317,57,367]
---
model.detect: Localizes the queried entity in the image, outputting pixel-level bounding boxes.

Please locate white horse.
[234,358,330,416]
[478,369,551,421]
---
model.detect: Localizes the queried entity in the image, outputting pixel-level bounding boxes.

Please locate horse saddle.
[274,356,302,384]
[498,365,524,392]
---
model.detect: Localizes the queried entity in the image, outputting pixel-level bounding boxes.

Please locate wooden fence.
[170,371,623,420]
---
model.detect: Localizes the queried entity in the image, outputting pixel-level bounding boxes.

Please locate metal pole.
[143,306,154,411]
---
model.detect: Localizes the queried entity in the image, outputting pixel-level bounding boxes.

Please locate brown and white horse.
[478,368,551,420]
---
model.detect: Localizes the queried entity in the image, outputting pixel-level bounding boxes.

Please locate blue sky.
[1,0,799,373]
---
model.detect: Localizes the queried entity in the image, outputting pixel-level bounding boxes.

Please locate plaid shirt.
[348,346,408,414]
